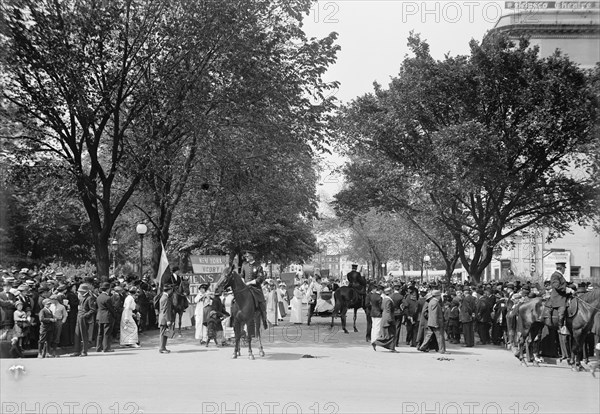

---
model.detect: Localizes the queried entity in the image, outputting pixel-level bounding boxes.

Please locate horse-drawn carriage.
[307,284,336,325]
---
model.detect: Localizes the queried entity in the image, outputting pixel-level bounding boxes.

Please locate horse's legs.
[256,314,265,357]
[178,311,183,337]
[232,321,240,359]
[246,321,255,360]
[571,330,584,371]
[330,301,339,330]
[353,308,359,333]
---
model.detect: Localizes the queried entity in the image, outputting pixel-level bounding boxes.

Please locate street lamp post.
[111,239,119,275]
[136,223,148,280]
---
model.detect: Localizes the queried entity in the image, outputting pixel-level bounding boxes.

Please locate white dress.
[221,293,234,340]
[290,287,303,324]
[194,292,210,341]
[120,294,139,345]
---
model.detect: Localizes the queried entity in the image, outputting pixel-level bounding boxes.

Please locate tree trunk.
[95,238,110,281]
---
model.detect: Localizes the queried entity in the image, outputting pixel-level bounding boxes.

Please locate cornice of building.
[490,23,600,37]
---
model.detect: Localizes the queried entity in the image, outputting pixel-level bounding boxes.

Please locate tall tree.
[127,0,339,272]
[336,33,599,282]
[0,0,192,278]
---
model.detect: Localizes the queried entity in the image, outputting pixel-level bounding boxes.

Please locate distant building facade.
[486,4,600,284]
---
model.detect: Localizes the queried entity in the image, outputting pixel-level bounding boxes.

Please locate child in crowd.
[12,301,28,354]
[205,310,223,347]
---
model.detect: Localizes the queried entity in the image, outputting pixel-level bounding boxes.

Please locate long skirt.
[120,319,139,346]
[194,304,207,341]
[375,323,397,350]
[290,297,303,324]
[370,317,382,344]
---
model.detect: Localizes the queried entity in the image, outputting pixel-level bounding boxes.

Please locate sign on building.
[543,251,571,281]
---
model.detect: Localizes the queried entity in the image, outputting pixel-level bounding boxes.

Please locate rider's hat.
[556,262,567,268]
[351,264,358,269]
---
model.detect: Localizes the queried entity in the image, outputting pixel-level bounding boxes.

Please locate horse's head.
[179,276,190,296]
[214,265,237,295]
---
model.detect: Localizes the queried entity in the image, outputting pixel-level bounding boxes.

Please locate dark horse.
[331,282,373,341]
[567,289,600,371]
[171,277,190,337]
[215,268,265,360]
[511,295,580,368]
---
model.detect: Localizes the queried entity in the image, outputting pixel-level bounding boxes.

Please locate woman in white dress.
[221,288,234,342]
[194,284,210,344]
[120,287,140,347]
[290,282,303,324]
[265,282,277,326]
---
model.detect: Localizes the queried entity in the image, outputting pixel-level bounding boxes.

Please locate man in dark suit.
[416,290,430,348]
[70,284,96,357]
[158,283,174,354]
[419,290,446,353]
[390,285,404,349]
[476,288,492,345]
[169,266,182,289]
[547,262,573,335]
[459,287,476,347]
[403,287,419,347]
[369,285,383,347]
[346,264,366,294]
[95,282,116,353]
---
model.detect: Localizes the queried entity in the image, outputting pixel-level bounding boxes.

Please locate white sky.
[303,0,506,103]
[304,1,506,206]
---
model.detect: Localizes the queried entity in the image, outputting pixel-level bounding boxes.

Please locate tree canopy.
[335,33,599,282]
[0,0,339,274]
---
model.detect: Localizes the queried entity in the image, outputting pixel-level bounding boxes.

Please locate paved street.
[1,309,598,414]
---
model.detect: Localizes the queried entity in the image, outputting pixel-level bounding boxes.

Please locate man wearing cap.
[96,282,116,353]
[547,262,572,335]
[70,284,96,357]
[158,283,174,353]
[240,251,268,330]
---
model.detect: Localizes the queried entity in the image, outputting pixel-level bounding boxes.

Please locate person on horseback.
[346,264,366,308]
[547,262,574,335]
[346,264,366,294]
[240,250,267,329]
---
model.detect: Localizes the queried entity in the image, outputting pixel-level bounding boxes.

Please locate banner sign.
[188,255,229,295]
[505,1,600,9]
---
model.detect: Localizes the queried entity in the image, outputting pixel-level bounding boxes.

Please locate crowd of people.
[0,265,162,358]
[1,260,598,360]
